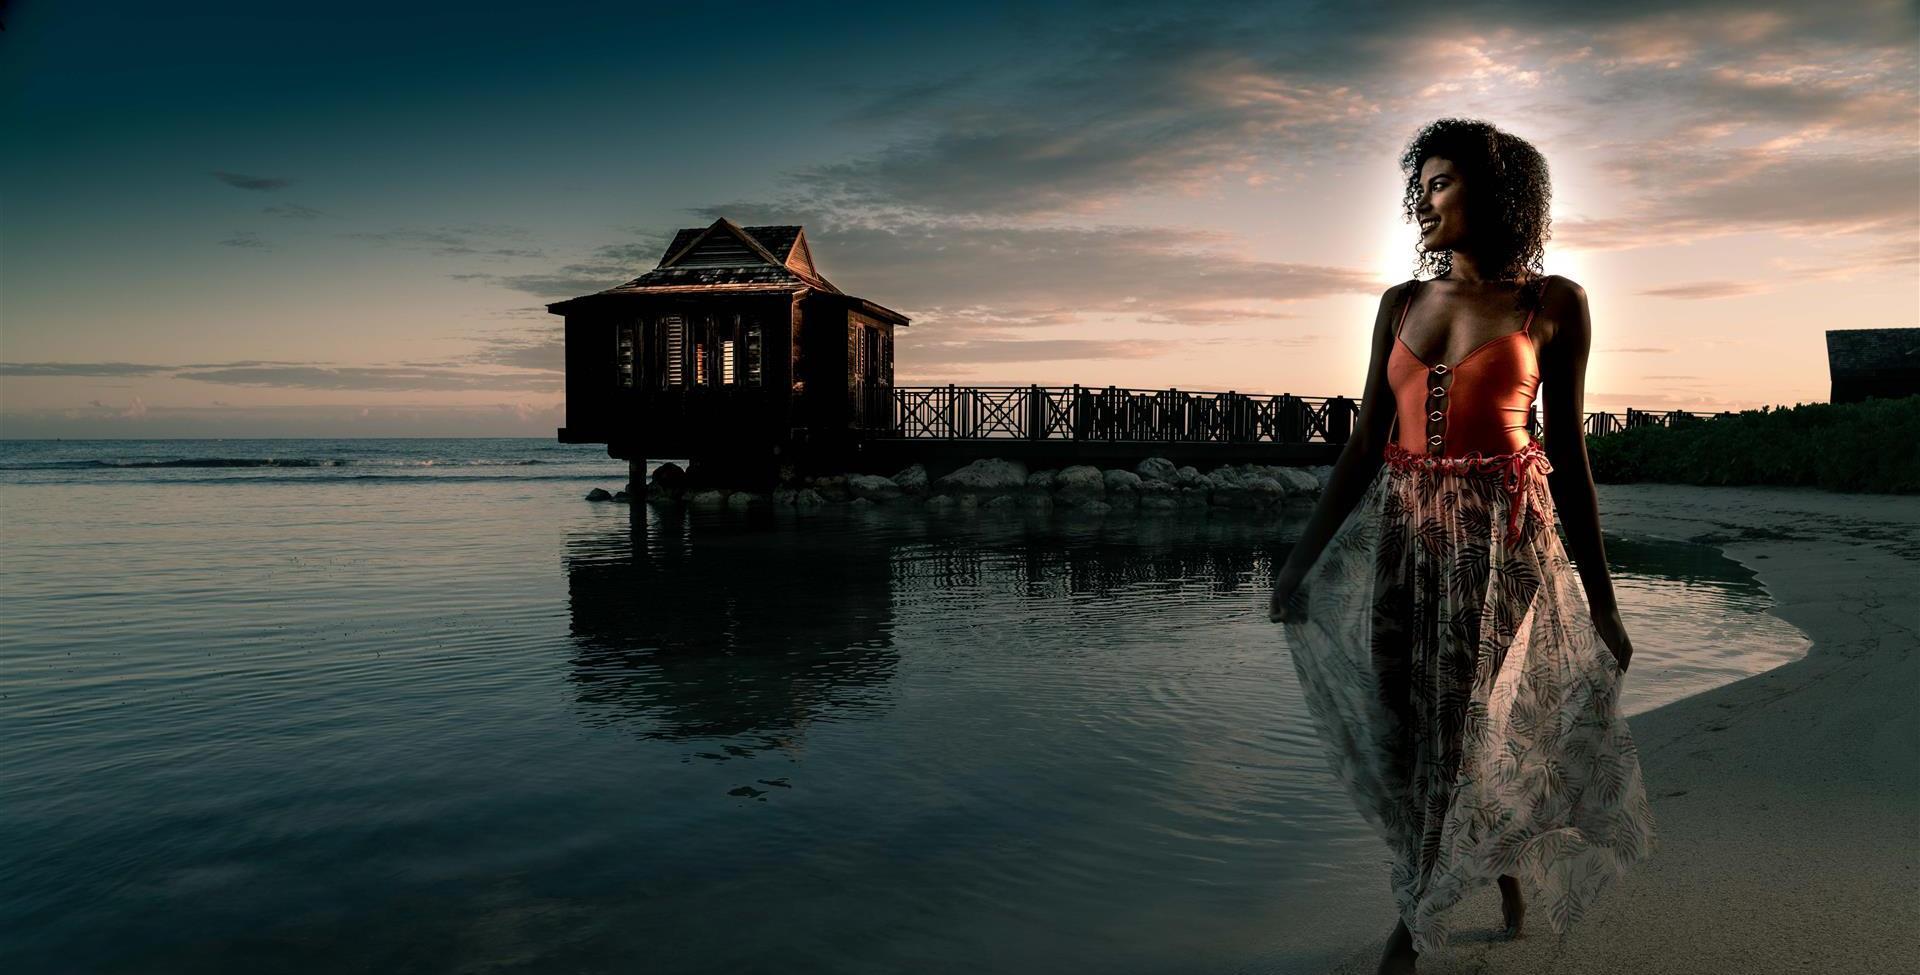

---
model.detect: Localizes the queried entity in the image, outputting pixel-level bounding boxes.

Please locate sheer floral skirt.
[1280,441,1656,954]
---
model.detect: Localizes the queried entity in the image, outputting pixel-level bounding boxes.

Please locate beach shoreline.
[1311,481,1920,975]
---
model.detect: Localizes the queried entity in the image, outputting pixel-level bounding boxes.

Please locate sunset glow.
[3,1,1914,437]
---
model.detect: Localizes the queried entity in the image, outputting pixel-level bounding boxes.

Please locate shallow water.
[0,440,1808,974]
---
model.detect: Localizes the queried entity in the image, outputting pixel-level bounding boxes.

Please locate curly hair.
[1399,118,1553,308]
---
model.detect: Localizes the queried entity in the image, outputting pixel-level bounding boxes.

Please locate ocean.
[0,438,1808,974]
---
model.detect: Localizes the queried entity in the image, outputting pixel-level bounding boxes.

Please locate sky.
[1,0,1915,438]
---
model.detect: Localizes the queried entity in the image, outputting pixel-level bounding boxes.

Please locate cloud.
[347,225,546,260]
[468,325,565,372]
[1563,151,1917,251]
[897,337,1181,367]
[1635,279,1768,300]
[0,402,573,439]
[213,171,292,191]
[173,364,561,392]
[218,232,270,250]
[262,204,325,220]
[700,205,1375,331]
[789,16,1383,218]
[461,234,676,298]
[3,358,559,392]
[0,361,174,377]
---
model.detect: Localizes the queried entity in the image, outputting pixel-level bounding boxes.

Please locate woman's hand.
[1593,605,1633,673]
[1269,565,1307,623]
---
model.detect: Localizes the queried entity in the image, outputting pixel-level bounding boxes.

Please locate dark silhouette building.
[552,218,910,487]
[1826,327,1920,404]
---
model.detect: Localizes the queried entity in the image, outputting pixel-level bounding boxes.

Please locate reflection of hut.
[564,518,899,748]
[550,218,910,488]
[1826,327,1920,403]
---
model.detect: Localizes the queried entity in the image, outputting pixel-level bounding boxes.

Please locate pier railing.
[884,385,1734,444]
[889,385,1358,444]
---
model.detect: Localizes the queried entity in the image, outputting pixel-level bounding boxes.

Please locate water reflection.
[564,510,902,751]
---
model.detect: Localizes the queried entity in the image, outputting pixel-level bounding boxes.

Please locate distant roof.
[1826,327,1920,374]
[547,217,909,325]
[610,218,837,294]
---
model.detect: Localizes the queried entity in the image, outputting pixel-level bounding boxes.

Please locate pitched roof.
[546,217,908,325]
[604,218,839,294]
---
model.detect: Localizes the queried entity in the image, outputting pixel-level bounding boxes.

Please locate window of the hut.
[615,321,637,388]
[720,340,736,385]
[663,316,686,387]
[745,320,763,386]
[847,321,865,390]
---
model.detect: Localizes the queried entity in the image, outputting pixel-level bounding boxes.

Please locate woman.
[1268,118,1657,974]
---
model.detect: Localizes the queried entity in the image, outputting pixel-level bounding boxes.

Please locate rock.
[1022,493,1054,510]
[890,464,930,497]
[847,473,904,503]
[1138,479,1177,499]
[794,488,826,507]
[1054,465,1106,506]
[1025,469,1057,495]
[934,457,1029,495]
[649,462,687,494]
[1139,495,1179,510]
[1207,465,1249,489]
[584,488,613,501]
[773,488,798,506]
[811,475,850,504]
[1275,468,1320,497]
[1136,457,1178,482]
[612,490,630,503]
[983,494,1019,510]
[727,491,763,510]
[849,497,875,508]
[1173,465,1208,489]
[689,489,727,506]
[1103,469,1143,495]
[1244,477,1286,507]
[925,495,957,511]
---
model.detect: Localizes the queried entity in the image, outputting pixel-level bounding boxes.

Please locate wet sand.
[1314,482,1920,975]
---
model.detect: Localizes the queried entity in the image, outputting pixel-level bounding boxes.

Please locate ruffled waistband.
[1381,440,1555,547]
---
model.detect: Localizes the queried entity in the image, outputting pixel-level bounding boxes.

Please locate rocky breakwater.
[588,457,1333,512]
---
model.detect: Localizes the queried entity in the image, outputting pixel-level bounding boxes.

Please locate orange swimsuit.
[1382,278,1554,545]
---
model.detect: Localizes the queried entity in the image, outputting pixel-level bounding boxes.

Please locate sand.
[1312,482,1920,975]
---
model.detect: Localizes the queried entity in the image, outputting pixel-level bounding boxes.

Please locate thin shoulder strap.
[1396,279,1420,337]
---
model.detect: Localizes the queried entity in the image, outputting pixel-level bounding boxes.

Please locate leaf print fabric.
[1280,441,1656,955]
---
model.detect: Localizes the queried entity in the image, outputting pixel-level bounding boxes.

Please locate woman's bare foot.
[1499,875,1526,938]
[1375,918,1417,974]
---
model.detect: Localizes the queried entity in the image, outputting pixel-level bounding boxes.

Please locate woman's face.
[1415,157,1467,252]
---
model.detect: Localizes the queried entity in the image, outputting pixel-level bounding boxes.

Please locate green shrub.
[1585,397,1920,493]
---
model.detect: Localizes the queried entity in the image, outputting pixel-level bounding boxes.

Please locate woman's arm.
[1271,282,1409,608]
[1539,276,1633,669]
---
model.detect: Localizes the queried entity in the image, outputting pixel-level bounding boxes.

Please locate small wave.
[0,458,351,470]
[124,473,605,485]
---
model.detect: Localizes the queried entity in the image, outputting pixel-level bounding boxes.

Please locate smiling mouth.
[1419,219,1438,234]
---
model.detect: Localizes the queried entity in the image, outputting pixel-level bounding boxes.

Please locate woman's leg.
[1376,918,1417,974]
[1499,874,1526,936]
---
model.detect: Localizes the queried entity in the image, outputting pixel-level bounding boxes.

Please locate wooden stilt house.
[552,218,910,477]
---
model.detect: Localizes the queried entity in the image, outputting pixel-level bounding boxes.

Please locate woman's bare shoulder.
[1541,274,1588,305]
